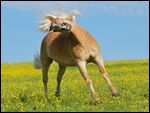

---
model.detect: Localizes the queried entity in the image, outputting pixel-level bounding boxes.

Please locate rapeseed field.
[1,59,149,112]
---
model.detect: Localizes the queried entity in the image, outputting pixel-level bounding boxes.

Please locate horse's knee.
[87,78,93,86]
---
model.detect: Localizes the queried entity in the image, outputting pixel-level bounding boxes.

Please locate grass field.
[1,59,149,112]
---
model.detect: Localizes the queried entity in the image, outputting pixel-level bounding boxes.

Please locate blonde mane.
[38,10,81,32]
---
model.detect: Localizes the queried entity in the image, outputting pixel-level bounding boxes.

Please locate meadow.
[1,59,149,112]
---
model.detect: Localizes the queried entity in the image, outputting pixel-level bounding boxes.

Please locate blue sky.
[1,1,149,63]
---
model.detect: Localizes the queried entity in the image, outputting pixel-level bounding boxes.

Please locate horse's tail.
[33,52,41,69]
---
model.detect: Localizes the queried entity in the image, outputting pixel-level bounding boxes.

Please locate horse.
[33,10,119,104]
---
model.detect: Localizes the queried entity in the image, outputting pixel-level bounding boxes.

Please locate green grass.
[1,59,149,112]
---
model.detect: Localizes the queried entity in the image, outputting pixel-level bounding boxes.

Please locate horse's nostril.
[61,28,65,31]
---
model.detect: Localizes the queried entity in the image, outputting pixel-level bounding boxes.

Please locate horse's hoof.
[91,94,100,105]
[91,98,100,105]
[55,92,60,97]
[112,91,120,97]
[93,99,100,105]
[91,97,100,105]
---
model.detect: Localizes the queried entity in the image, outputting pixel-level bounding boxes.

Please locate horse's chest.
[71,44,90,60]
[46,44,76,66]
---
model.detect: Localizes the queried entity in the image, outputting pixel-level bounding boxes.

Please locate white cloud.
[1,1,149,16]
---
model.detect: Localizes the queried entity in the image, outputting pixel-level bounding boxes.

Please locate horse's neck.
[70,23,88,46]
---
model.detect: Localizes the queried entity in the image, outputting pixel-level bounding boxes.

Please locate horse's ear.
[69,15,76,21]
[45,16,54,21]
[45,14,56,21]
[69,10,81,21]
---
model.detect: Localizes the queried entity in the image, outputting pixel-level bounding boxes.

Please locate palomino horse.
[33,11,119,104]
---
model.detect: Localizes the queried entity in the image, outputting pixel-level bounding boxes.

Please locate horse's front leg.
[41,57,53,97]
[95,55,120,96]
[77,60,99,104]
[55,64,66,97]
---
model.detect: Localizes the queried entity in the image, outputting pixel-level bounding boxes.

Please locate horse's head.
[46,16,73,33]
[38,10,81,32]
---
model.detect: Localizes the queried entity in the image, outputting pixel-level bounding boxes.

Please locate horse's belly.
[51,55,76,66]
[47,48,76,66]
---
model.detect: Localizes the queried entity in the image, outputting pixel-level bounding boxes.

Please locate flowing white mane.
[38,10,81,32]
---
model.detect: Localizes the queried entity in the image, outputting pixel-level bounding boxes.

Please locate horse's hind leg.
[94,55,120,96]
[55,64,66,97]
[77,60,99,104]
[41,57,53,97]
